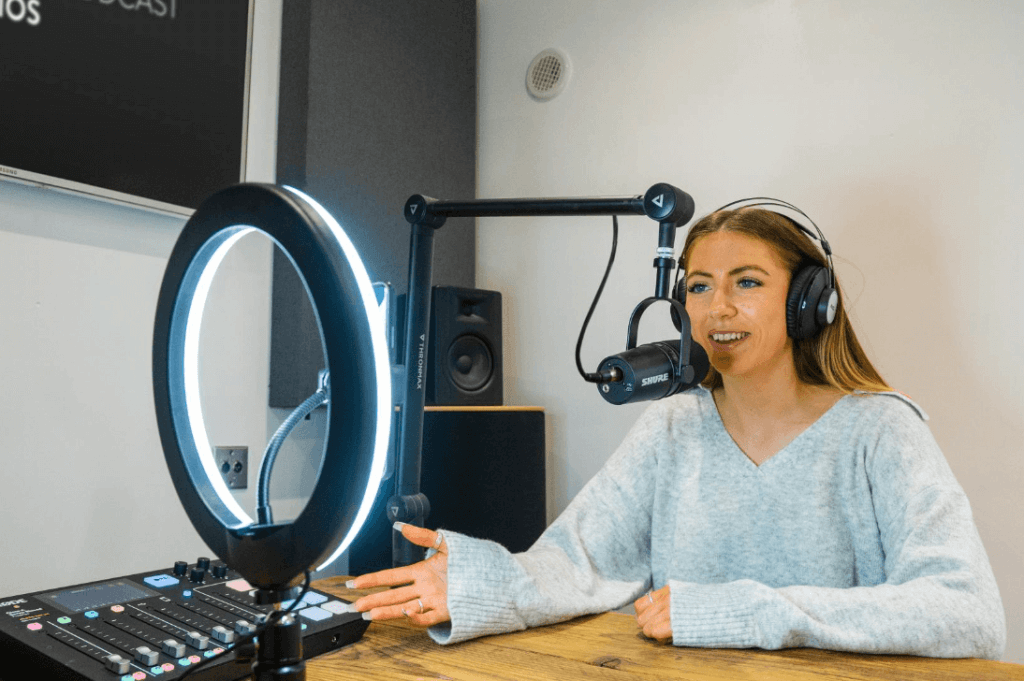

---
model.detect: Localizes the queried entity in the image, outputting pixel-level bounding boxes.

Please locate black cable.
[576,215,618,383]
[177,570,313,680]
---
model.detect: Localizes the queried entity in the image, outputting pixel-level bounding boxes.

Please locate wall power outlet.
[214,446,248,489]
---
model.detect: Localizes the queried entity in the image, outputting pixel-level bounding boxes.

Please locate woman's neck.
[715,361,839,427]
[713,363,844,466]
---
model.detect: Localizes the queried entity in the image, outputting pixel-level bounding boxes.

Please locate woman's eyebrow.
[686,265,771,282]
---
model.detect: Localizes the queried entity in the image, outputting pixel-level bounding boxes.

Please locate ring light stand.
[152,184,392,680]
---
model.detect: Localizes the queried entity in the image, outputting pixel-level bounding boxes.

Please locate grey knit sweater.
[427,388,1006,659]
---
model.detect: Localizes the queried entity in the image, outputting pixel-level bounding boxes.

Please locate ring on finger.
[647,592,654,605]
[432,531,444,550]
[417,598,424,614]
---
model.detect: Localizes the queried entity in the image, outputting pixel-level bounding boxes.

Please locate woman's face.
[684,231,794,383]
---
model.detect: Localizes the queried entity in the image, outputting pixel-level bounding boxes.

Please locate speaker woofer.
[448,335,494,392]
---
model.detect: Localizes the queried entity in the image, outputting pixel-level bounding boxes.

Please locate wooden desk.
[310,577,1024,680]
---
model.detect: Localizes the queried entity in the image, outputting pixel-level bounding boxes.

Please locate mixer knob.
[173,561,188,576]
[189,567,206,583]
[212,563,228,579]
[196,556,211,570]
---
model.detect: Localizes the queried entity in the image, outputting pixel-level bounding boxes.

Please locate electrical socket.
[214,446,248,489]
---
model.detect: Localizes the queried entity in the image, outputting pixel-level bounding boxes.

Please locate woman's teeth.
[711,332,749,342]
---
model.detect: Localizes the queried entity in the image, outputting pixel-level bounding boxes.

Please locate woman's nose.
[709,288,734,318]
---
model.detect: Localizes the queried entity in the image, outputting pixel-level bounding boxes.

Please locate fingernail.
[339,602,359,614]
[344,580,357,589]
[393,521,407,532]
[361,612,373,621]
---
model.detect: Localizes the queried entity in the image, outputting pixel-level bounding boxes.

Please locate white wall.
[0,0,284,594]
[476,0,1024,663]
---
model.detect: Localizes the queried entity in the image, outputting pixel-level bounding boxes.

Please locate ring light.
[153,183,391,590]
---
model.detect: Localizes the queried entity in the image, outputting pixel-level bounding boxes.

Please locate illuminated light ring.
[152,184,391,589]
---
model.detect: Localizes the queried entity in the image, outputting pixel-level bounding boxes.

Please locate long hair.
[680,208,891,394]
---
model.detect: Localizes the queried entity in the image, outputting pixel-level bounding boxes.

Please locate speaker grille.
[527,49,571,100]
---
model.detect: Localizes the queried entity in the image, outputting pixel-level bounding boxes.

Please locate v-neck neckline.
[701,388,848,472]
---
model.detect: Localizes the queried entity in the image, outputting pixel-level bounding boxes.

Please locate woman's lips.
[708,331,750,352]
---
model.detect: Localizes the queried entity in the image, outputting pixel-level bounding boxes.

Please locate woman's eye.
[686,282,709,294]
[738,277,762,289]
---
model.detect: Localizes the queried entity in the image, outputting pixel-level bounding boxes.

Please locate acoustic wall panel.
[271,0,477,407]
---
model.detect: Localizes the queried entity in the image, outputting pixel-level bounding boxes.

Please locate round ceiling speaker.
[526,48,571,100]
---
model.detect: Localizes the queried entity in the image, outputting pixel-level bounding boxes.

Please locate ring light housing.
[153,183,391,590]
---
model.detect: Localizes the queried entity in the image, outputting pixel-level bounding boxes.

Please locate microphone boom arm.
[390,184,694,567]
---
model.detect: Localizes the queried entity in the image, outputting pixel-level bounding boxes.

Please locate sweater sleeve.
[668,399,1007,659]
[428,401,672,645]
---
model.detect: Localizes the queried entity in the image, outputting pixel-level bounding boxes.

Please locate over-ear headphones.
[671,198,839,341]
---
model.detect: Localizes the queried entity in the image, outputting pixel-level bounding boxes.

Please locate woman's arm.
[427,400,682,644]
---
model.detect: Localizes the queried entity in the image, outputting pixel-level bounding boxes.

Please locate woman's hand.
[634,585,672,642]
[346,523,450,627]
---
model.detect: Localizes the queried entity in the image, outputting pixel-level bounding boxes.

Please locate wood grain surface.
[307,577,1024,681]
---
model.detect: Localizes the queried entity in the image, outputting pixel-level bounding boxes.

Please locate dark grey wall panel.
[271,0,477,407]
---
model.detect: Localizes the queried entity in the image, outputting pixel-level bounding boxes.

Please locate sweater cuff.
[669,579,760,648]
[428,530,528,645]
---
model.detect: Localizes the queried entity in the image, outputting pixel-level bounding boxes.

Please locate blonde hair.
[681,208,891,393]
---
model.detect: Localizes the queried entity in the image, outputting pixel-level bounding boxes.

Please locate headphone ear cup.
[786,266,830,340]
[670,277,687,332]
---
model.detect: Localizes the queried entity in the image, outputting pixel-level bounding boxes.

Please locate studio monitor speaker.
[427,286,503,406]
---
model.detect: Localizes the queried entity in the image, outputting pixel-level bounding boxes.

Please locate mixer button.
[302,592,328,605]
[322,600,354,615]
[143,574,180,589]
[298,606,331,622]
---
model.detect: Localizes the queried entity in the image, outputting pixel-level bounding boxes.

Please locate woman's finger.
[634,590,654,615]
[395,522,448,552]
[405,606,450,628]
[364,593,438,623]
[362,601,409,622]
[346,564,415,590]
[352,583,420,612]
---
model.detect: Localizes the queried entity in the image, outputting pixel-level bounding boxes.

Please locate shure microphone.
[595,339,710,405]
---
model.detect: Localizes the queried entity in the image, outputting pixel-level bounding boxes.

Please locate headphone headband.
[710,197,835,289]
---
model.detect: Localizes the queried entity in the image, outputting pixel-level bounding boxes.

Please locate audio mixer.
[0,558,368,680]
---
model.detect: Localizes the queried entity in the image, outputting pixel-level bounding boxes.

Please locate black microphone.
[595,339,710,405]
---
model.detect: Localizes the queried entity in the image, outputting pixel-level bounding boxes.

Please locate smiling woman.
[680,206,889,395]
[346,200,1006,662]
